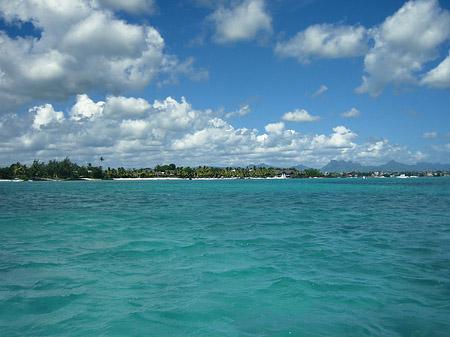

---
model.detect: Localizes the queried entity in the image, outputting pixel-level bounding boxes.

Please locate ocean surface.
[1,178,449,336]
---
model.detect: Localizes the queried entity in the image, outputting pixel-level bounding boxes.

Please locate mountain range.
[248,160,450,172]
[321,160,450,173]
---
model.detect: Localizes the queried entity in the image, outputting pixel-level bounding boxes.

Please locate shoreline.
[0,177,287,182]
[1,176,446,182]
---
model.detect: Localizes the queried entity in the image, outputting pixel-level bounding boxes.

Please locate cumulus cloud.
[351,139,427,164]
[340,107,361,118]
[151,96,208,132]
[356,0,450,97]
[32,104,64,130]
[103,96,151,119]
[120,119,150,140]
[309,126,357,150]
[70,94,105,121]
[209,0,272,44]
[264,122,285,135]
[281,109,322,123]
[172,119,234,151]
[275,23,368,63]
[0,0,203,113]
[422,131,438,139]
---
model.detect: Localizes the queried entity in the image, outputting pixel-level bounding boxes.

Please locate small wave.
[1,293,84,316]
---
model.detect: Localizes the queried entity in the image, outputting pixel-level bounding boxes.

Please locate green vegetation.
[1,158,448,181]
[0,158,313,180]
[305,168,323,178]
[0,158,103,180]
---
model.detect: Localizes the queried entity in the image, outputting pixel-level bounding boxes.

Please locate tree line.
[0,158,104,180]
[0,158,323,180]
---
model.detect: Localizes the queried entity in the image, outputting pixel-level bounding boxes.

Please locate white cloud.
[351,139,425,164]
[311,84,328,98]
[61,11,147,57]
[32,104,64,130]
[356,0,450,97]
[328,126,358,147]
[422,131,438,139]
[152,96,207,132]
[103,96,151,119]
[209,0,272,44]
[0,0,203,113]
[281,109,322,123]
[264,122,285,135]
[421,50,450,88]
[70,94,105,121]
[172,120,235,151]
[159,56,209,86]
[340,108,361,118]
[226,104,252,118]
[310,126,358,150]
[120,119,150,139]
[275,23,368,63]
[431,143,450,153]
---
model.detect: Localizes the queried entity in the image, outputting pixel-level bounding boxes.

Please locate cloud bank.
[0,95,426,168]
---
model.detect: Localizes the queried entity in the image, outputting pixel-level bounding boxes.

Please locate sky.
[0,0,449,168]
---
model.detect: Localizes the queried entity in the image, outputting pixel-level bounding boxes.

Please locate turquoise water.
[1,178,449,336]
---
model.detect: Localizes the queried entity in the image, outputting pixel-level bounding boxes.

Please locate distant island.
[1,158,449,181]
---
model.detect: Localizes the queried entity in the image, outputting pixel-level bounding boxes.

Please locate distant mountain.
[246,160,450,172]
[321,160,364,172]
[320,160,450,172]
[247,163,310,170]
[374,160,450,172]
[376,160,413,172]
[247,163,273,169]
[414,162,450,171]
[292,164,310,171]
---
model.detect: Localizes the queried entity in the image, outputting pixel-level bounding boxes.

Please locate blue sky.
[0,0,449,168]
